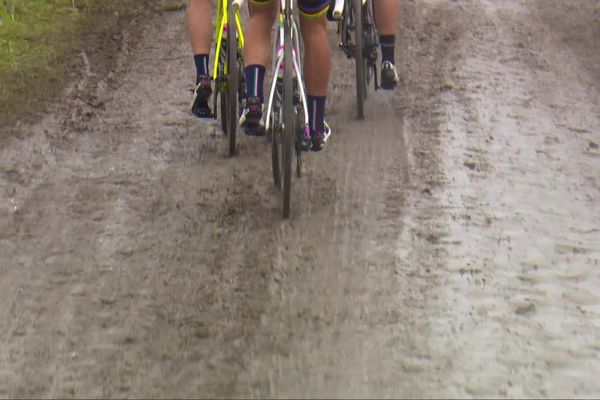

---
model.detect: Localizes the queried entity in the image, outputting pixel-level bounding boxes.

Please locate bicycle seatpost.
[232,0,246,11]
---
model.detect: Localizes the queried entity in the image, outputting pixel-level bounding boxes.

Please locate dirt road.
[1,0,599,397]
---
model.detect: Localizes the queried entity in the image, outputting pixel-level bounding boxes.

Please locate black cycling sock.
[244,64,266,103]
[308,95,326,133]
[194,54,210,79]
[380,35,395,65]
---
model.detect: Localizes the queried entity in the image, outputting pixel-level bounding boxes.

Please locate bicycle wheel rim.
[282,7,294,218]
[227,5,238,156]
[353,0,365,119]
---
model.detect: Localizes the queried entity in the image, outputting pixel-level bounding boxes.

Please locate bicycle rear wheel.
[282,8,294,218]
[227,5,238,156]
[353,0,366,119]
[271,118,281,188]
[271,79,282,189]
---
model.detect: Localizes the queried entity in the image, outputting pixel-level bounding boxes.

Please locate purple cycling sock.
[307,95,326,133]
[194,54,210,79]
[244,64,266,103]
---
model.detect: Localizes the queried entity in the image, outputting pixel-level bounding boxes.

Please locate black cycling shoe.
[240,96,265,136]
[191,75,213,118]
[311,124,332,152]
[380,61,399,90]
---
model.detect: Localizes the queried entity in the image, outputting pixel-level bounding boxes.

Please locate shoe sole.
[244,127,266,136]
[380,80,397,90]
[242,120,266,136]
[193,112,214,119]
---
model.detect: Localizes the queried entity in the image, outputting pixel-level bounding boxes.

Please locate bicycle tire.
[270,31,282,189]
[364,0,377,94]
[227,4,238,157]
[295,107,303,179]
[220,89,228,134]
[271,112,281,188]
[282,4,294,218]
[294,25,304,180]
[214,71,223,131]
[353,0,366,119]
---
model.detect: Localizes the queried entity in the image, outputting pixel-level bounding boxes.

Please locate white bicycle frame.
[265,1,309,137]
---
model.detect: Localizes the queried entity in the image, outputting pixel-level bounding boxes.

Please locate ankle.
[379,35,395,65]
[307,95,326,133]
[194,54,210,77]
[244,64,266,103]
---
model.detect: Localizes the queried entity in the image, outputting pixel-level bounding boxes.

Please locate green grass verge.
[0,1,80,76]
[0,0,144,133]
[0,1,83,128]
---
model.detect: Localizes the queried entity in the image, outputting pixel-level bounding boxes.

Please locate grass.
[0,0,85,130]
[0,0,144,133]
[0,0,80,76]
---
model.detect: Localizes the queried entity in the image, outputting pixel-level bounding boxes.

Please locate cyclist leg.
[188,0,214,117]
[299,0,331,151]
[374,0,399,89]
[240,0,278,135]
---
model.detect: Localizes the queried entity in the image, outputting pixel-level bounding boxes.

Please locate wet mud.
[0,0,599,397]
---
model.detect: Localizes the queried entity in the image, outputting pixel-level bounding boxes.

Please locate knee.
[299,15,328,40]
[249,0,278,26]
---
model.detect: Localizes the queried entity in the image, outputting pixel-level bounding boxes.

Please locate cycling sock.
[194,54,210,79]
[244,64,266,103]
[380,35,395,65]
[308,95,326,133]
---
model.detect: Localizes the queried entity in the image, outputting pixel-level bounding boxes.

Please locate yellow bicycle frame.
[213,0,245,80]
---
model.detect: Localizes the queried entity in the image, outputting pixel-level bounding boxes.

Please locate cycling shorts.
[251,0,330,17]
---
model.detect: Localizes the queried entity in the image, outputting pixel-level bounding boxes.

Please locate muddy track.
[1,0,599,397]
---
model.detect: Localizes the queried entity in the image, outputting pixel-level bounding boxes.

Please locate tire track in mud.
[0,11,281,396]
[215,1,475,396]
[426,0,600,397]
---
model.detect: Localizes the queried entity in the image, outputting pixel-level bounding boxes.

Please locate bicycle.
[233,0,315,218]
[213,0,245,156]
[331,0,379,119]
